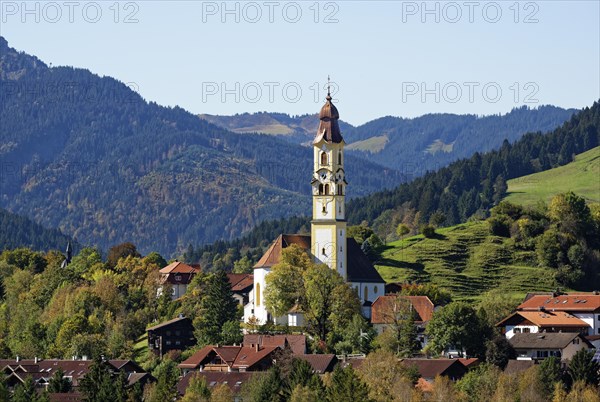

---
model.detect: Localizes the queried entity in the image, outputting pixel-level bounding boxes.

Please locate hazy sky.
[2,1,599,125]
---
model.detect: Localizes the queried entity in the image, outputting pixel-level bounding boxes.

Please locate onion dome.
[314,93,344,144]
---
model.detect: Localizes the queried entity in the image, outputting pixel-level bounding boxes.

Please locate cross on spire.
[327,75,331,96]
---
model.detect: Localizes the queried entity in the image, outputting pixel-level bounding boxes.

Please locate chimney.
[255,344,260,352]
[82,355,88,361]
[16,356,19,362]
[34,357,38,364]
[72,356,77,361]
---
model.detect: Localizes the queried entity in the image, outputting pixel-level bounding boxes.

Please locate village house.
[178,344,280,374]
[158,261,201,299]
[516,293,600,336]
[496,310,590,339]
[242,334,307,355]
[508,332,593,361]
[246,92,385,326]
[227,273,254,306]
[371,295,435,348]
[147,315,196,357]
[0,358,152,400]
[401,358,468,392]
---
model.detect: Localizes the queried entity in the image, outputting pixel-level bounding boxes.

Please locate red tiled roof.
[159,261,200,275]
[232,346,278,369]
[0,359,145,389]
[254,235,311,268]
[243,334,307,355]
[518,295,600,312]
[178,346,214,369]
[496,311,590,328]
[296,354,337,374]
[371,295,434,324]
[228,274,254,292]
[178,345,280,371]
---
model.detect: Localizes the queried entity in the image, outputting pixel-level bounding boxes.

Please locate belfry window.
[338,152,342,165]
[324,184,330,195]
[321,152,328,165]
[337,184,343,195]
[318,184,324,195]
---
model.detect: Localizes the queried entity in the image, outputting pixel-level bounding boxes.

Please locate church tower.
[311,85,347,280]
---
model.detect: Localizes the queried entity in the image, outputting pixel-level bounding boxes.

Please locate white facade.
[504,325,539,339]
[571,312,600,335]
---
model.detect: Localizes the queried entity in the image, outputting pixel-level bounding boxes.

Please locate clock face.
[320,172,327,181]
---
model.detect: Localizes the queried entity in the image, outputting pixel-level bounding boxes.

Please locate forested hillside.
[0,208,75,252]
[203,106,576,174]
[347,102,599,235]
[0,37,402,255]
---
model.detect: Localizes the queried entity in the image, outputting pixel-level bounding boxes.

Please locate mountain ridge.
[0,37,402,255]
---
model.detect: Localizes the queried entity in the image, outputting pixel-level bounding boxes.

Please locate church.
[244,89,385,326]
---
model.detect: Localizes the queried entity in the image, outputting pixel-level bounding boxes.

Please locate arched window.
[324,184,330,195]
[364,286,369,301]
[321,152,328,165]
[338,151,342,165]
[255,283,261,306]
[318,184,324,195]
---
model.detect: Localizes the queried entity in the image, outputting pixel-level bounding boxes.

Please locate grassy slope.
[346,135,389,153]
[375,221,556,301]
[505,146,600,206]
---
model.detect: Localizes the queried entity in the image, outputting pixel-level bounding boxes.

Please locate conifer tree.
[326,365,371,402]
[194,269,238,345]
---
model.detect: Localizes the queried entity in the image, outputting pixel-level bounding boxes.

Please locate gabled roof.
[509,332,592,350]
[243,334,307,355]
[457,358,480,369]
[400,359,466,379]
[496,311,590,328]
[254,234,384,284]
[159,261,200,275]
[518,294,600,312]
[178,345,279,371]
[0,359,146,388]
[254,235,311,268]
[296,354,338,374]
[146,316,191,331]
[228,274,254,292]
[371,295,434,324]
[232,346,278,369]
